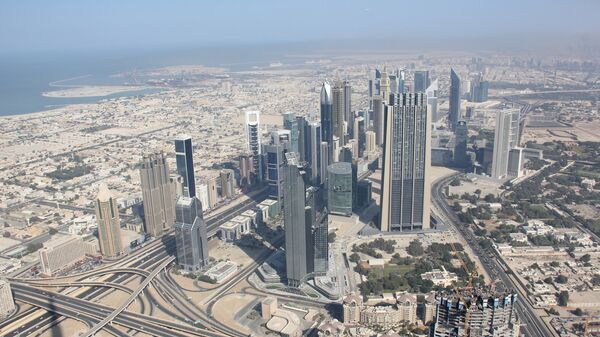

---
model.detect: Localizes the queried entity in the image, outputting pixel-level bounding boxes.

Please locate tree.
[48,228,58,235]
[327,232,336,243]
[557,291,569,306]
[573,308,585,316]
[550,261,560,267]
[2,231,10,238]
[580,254,591,263]
[555,275,568,284]
[407,240,424,257]
[349,253,361,263]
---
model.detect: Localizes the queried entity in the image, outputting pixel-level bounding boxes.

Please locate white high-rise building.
[0,279,15,318]
[245,111,262,180]
[425,79,439,122]
[491,110,520,179]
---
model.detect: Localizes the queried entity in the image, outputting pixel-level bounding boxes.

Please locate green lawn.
[369,264,414,278]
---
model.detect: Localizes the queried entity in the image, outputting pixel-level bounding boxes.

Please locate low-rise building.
[421,267,458,287]
[342,292,418,328]
[0,279,15,318]
[204,261,238,283]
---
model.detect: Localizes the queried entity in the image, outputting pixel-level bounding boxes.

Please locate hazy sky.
[1,0,600,52]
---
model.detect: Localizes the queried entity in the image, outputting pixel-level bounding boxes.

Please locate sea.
[0,44,310,117]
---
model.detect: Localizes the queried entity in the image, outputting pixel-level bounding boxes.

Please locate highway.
[431,174,554,337]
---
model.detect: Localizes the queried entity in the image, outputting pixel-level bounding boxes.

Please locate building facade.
[283,153,312,287]
[327,162,353,216]
[174,135,197,198]
[433,289,520,337]
[263,130,291,206]
[39,235,87,275]
[449,69,461,131]
[95,184,123,257]
[320,81,333,163]
[491,110,520,179]
[379,93,431,232]
[245,110,262,180]
[140,152,175,237]
[0,279,15,319]
[174,197,209,272]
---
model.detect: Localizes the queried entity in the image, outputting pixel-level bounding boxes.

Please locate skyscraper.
[449,69,461,131]
[328,162,353,216]
[432,289,520,337]
[372,95,385,145]
[343,80,353,138]
[332,79,346,145]
[491,110,520,179]
[398,70,406,93]
[305,121,323,185]
[320,81,333,163]
[263,130,291,205]
[380,93,431,232]
[296,116,307,162]
[174,196,209,272]
[414,70,430,92]
[306,186,328,276]
[174,135,196,198]
[425,79,439,122]
[283,153,312,287]
[95,184,123,257]
[219,169,236,199]
[454,121,469,167]
[245,110,262,180]
[282,112,299,154]
[380,68,391,103]
[353,116,365,157]
[139,152,175,237]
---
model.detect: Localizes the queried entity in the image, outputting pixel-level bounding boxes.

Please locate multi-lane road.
[432,174,555,337]
[3,190,269,337]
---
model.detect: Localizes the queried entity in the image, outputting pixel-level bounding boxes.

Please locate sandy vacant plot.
[211,293,258,335]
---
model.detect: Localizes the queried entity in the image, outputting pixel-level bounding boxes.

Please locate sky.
[1,0,600,53]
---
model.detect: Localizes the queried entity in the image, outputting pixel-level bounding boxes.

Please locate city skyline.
[1,3,600,336]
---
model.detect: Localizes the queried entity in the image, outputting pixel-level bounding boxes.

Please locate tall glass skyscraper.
[380,93,431,232]
[449,68,461,131]
[174,196,209,272]
[263,130,290,205]
[282,111,299,154]
[332,79,346,146]
[413,70,430,92]
[283,153,311,287]
[327,162,353,216]
[174,135,196,198]
[320,81,333,164]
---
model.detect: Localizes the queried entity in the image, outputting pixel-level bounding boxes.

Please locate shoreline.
[41,85,154,98]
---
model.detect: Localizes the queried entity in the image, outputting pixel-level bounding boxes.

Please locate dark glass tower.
[283,112,299,154]
[283,153,312,287]
[414,70,430,92]
[174,196,208,272]
[449,68,461,131]
[174,135,196,198]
